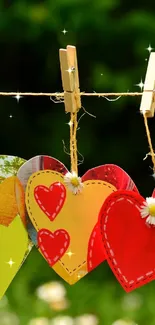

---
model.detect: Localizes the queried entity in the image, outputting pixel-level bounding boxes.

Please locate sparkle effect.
[66,67,75,75]
[66,250,75,258]
[13,93,22,102]
[140,197,155,225]
[146,44,153,53]
[6,258,15,268]
[68,120,73,127]
[66,67,73,73]
[135,79,144,91]
[62,29,68,35]
[9,115,13,118]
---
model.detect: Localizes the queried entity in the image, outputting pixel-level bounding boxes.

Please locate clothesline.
[0,91,151,97]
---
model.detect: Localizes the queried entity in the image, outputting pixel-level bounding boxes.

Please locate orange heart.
[0,176,26,227]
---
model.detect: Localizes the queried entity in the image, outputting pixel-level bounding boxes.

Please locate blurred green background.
[0,0,155,324]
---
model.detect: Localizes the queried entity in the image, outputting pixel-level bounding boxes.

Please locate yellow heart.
[26,170,116,284]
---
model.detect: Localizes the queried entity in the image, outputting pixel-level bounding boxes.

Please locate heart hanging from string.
[99,190,155,292]
[17,151,138,285]
[97,109,155,292]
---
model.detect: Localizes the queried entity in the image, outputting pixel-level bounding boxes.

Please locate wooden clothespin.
[140,52,155,117]
[59,45,81,112]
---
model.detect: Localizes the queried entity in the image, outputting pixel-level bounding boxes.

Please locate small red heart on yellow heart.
[38,228,70,266]
[34,182,66,222]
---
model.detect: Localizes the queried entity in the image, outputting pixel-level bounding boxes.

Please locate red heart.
[87,223,106,271]
[82,164,138,193]
[99,190,155,292]
[34,182,66,221]
[84,165,139,272]
[38,228,70,266]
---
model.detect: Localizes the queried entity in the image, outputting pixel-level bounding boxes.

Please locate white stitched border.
[103,196,155,286]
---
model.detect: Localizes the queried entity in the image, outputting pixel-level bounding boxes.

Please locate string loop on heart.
[70,112,78,175]
[143,113,155,173]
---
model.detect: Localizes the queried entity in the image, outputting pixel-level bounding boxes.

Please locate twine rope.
[0,91,154,97]
[70,112,78,174]
[2,89,155,175]
[143,113,155,172]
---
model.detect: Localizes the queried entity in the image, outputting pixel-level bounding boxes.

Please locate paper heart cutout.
[18,156,138,239]
[38,228,70,266]
[34,182,66,221]
[83,164,138,193]
[99,190,155,292]
[0,155,32,299]
[85,164,138,271]
[26,169,116,284]
[23,156,138,284]
[17,155,68,191]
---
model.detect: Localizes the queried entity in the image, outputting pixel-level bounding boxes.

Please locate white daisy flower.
[140,197,155,225]
[64,171,83,194]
